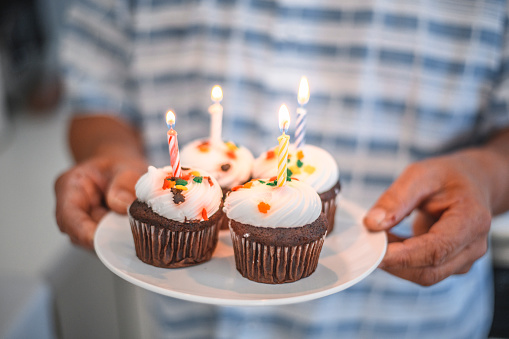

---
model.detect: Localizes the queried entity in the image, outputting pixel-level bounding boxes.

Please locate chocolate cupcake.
[252,144,340,235]
[128,166,223,268]
[224,178,327,284]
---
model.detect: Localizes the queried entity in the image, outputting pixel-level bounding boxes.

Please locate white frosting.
[181,139,254,189]
[252,144,339,194]
[135,166,222,222]
[223,179,321,228]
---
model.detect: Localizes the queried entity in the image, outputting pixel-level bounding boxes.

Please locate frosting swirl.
[181,139,254,189]
[135,166,222,222]
[223,179,321,228]
[252,144,339,193]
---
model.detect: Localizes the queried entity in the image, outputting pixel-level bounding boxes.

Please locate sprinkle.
[297,159,303,168]
[190,170,201,177]
[266,150,275,160]
[204,176,214,186]
[198,142,210,152]
[232,185,243,191]
[258,180,266,184]
[269,176,277,181]
[180,174,191,181]
[297,150,305,160]
[226,150,236,159]
[171,188,185,204]
[193,176,203,183]
[243,181,253,189]
[175,185,188,190]
[225,141,238,151]
[267,180,277,186]
[220,163,231,172]
[181,167,190,171]
[289,165,301,174]
[258,202,271,213]
[287,158,291,163]
[162,179,175,190]
[287,168,293,177]
[303,165,316,174]
[201,208,208,221]
[175,178,188,186]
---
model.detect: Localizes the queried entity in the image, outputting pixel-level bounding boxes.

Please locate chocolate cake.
[223,178,327,284]
[129,166,224,268]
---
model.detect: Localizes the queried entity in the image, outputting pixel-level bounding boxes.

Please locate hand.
[363,152,492,286]
[55,155,147,250]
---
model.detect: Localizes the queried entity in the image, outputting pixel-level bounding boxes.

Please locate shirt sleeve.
[60,0,139,125]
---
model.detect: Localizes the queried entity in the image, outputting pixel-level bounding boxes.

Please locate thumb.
[106,169,141,214]
[363,163,438,231]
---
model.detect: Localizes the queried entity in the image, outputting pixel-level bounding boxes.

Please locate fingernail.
[114,190,135,207]
[365,207,386,229]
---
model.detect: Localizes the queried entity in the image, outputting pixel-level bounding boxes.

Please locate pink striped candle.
[277,104,290,187]
[166,110,182,178]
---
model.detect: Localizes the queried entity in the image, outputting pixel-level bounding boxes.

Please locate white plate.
[94,199,387,306]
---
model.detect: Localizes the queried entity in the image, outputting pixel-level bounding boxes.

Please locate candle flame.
[278,104,290,133]
[166,110,176,128]
[298,76,310,105]
[211,85,223,102]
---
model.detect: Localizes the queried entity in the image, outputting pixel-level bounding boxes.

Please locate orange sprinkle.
[269,176,277,181]
[201,208,208,221]
[297,150,305,160]
[258,202,271,213]
[266,150,275,160]
[162,178,175,190]
[243,181,253,189]
[226,150,237,159]
[181,174,191,180]
[198,144,210,152]
[204,176,214,186]
[231,185,243,191]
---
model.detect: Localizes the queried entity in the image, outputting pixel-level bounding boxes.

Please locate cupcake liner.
[229,226,326,284]
[128,210,220,268]
[319,180,341,236]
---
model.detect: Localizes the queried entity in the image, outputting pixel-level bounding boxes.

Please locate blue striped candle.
[296,76,309,150]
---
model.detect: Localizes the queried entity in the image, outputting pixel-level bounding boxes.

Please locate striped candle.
[296,76,310,150]
[277,104,291,187]
[209,85,223,145]
[166,110,182,178]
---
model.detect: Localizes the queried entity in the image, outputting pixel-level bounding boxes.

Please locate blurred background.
[0,1,508,338]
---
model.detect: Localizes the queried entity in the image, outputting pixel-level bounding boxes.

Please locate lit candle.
[295,76,309,150]
[166,110,182,178]
[277,104,291,187]
[208,85,223,145]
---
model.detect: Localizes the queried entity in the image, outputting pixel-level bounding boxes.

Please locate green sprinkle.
[287,177,292,182]
[287,168,293,177]
[258,180,266,184]
[297,159,303,168]
[287,158,291,163]
[267,180,277,186]
[193,176,203,183]
[175,178,188,186]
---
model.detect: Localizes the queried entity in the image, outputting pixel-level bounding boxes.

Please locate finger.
[364,163,439,231]
[412,211,437,236]
[381,204,490,269]
[91,205,109,223]
[381,237,488,286]
[106,169,141,214]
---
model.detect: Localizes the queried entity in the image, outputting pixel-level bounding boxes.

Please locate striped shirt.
[62,0,509,338]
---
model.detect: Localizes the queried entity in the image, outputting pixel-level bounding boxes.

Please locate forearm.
[69,114,146,163]
[456,127,509,215]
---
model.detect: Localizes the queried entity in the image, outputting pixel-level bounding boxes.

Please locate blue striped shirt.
[62,0,509,337]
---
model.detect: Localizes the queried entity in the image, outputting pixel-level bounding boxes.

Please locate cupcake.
[252,144,340,235]
[181,139,254,195]
[128,166,223,268]
[224,178,327,284]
